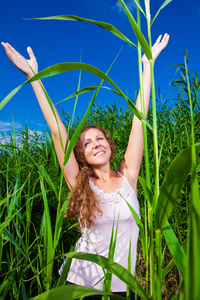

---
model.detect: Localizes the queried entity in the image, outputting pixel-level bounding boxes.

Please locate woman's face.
[79,128,112,167]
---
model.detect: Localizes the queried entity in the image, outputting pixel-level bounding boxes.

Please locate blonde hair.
[66,125,115,229]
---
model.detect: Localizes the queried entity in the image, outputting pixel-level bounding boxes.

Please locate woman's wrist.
[142,61,152,72]
[27,69,38,79]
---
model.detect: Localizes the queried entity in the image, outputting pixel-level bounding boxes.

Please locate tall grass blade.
[57,86,120,104]
[138,176,155,211]
[56,245,75,287]
[103,215,119,299]
[163,222,186,279]
[1,270,16,299]
[53,195,70,250]
[40,177,54,290]
[3,228,28,259]
[0,179,27,235]
[0,84,23,110]
[31,15,137,48]
[155,143,200,230]
[122,197,147,261]
[151,0,173,25]
[31,284,125,300]
[64,252,148,300]
[22,149,58,197]
[118,0,152,60]
[0,63,152,129]
[134,0,146,17]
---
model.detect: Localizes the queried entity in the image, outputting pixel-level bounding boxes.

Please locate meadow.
[0,0,200,299]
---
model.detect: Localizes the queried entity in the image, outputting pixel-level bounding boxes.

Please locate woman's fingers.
[155,35,162,45]
[160,33,170,49]
[27,46,35,60]
[1,42,38,76]
[153,33,169,50]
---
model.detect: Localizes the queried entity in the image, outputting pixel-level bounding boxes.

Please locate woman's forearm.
[29,78,66,138]
[135,63,151,118]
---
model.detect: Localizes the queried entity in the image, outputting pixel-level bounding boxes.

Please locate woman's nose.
[92,140,100,148]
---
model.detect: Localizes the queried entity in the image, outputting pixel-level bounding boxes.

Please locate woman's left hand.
[142,33,170,65]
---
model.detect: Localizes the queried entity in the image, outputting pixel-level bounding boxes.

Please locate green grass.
[1,0,200,298]
[0,78,200,298]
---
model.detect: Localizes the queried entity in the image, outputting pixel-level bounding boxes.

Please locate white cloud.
[28,129,44,138]
[0,127,44,147]
[0,121,44,145]
[114,0,137,14]
[0,121,23,133]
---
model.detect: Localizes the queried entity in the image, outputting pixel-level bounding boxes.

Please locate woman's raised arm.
[1,42,79,190]
[118,34,170,193]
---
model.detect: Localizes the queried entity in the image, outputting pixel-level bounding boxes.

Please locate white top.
[59,171,140,292]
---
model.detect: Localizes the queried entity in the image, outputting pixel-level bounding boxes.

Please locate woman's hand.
[1,42,38,78]
[142,33,170,66]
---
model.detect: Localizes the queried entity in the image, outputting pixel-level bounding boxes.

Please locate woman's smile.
[94,149,105,156]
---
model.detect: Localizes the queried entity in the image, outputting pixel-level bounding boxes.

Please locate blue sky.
[1,0,200,135]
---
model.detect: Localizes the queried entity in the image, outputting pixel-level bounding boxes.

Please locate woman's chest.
[90,179,140,222]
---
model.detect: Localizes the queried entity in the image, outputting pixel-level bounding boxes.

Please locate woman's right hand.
[1,42,38,78]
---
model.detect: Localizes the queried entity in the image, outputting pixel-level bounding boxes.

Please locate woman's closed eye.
[84,141,90,147]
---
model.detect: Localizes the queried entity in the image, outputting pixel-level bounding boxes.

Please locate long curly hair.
[66,125,116,229]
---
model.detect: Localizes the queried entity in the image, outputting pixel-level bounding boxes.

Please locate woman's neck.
[92,167,116,182]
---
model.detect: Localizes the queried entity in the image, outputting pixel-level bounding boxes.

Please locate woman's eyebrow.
[81,134,104,144]
[81,133,104,144]
[81,138,90,144]
[96,134,104,138]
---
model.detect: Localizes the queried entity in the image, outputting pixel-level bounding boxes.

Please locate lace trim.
[89,178,124,195]
[89,178,131,206]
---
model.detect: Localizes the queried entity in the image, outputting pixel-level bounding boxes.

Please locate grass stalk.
[155,229,162,300]
[136,2,150,294]
[144,1,162,298]
[144,4,156,298]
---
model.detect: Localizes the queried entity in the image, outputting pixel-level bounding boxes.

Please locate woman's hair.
[66,125,116,229]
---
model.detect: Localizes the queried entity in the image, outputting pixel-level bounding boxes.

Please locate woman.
[2,33,169,299]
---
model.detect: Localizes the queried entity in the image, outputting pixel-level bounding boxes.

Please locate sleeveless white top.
[59,171,140,292]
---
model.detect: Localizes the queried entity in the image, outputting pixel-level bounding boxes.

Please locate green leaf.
[64,252,148,300]
[155,143,200,230]
[0,178,27,235]
[31,284,125,300]
[134,0,146,17]
[0,63,152,130]
[56,245,75,288]
[103,216,120,295]
[118,0,152,60]
[151,0,173,25]
[3,229,28,259]
[138,176,155,211]
[22,149,59,197]
[163,222,186,280]
[31,15,137,48]
[57,86,120,104]
[53,195,70,250]
[162,258,174,280]
[0,84,23,110]
[120,193,144,236]
[40,177,54,289]
[0,270,16,299]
